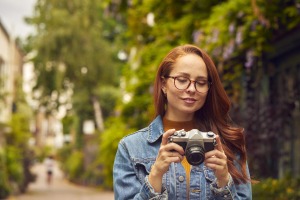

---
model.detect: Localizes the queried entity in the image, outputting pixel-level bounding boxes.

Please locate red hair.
[153,44,249,184]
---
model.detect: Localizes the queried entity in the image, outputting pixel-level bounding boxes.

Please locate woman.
[113,44,252,199]
[44,155,54,184]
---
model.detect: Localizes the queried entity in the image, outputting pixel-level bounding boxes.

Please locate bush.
[96,117,136,189]
[0,113,35,195]
[57,144,73,164]
[6,146,24,184]
[252,175,300,200]
[60,149,84,183]
[34,145,54,163]
[81,162,103,186]
[0,149,10,199]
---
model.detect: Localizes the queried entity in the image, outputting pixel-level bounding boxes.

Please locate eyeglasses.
[165,76,211,93]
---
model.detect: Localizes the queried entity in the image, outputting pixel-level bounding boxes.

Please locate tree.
[26,0,121,135]
[103,0,224,129]
[24,0,124,186]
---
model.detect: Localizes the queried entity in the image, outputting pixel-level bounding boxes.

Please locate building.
[266,25,300,178]
[243,25,300,179]
[0,19,24,123]
[0,18,65,150]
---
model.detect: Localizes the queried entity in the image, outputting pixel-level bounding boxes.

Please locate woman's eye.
[177,77,188,83]
[196,81,207,86]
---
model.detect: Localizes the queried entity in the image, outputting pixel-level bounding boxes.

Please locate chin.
[181,108,198,115]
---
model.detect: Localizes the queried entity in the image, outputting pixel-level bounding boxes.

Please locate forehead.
[171,54,208,77]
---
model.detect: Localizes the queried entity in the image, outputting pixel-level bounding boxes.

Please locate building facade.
[267,25,300,178]
[243,25,300,179]
[0,19,23,123]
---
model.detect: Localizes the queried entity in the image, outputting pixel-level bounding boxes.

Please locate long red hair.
[153,44,249,184]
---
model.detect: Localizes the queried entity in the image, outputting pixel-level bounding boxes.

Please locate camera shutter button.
[207,131,214,137]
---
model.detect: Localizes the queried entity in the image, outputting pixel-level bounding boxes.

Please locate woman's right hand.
[148,129,184,193]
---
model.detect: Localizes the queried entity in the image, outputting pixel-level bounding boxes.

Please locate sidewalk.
[8,162,114,200]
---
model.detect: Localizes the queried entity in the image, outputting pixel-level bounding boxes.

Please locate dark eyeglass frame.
[164,75,212,93]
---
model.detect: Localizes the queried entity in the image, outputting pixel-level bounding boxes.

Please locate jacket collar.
[147,115,165,143]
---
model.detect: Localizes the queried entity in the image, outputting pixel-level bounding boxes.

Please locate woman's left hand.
[204,135,230,187]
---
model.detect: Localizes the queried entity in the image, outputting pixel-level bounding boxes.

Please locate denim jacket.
[113,116,252,200]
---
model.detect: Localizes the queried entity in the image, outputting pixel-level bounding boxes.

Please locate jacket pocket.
[133,158,156,183]
[203,166,215,182]
[133,158,170,191]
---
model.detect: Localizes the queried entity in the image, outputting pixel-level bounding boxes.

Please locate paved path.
[8,163,114,200]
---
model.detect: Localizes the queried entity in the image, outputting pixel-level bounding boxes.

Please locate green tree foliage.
[61,114,75,135]
[1,113,35,196]
[25,0,125,185]
[26,0,121,122]
[96,86,121,119]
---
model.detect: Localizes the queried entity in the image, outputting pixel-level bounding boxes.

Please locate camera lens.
[185,146,205,165]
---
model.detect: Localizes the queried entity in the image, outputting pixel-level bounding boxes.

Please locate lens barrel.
[186,146,205,165]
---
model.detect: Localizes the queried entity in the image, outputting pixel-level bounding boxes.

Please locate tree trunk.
[92,96,104,132]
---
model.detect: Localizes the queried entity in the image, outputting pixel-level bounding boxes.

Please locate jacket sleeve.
[113,141,168,200]
[210,162,252,200]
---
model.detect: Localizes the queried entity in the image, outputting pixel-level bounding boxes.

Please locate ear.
[161,77,167,94]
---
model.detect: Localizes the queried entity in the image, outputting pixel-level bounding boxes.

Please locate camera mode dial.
[207,131,214,137]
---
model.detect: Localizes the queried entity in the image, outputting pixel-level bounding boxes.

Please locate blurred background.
[0,0,299,199]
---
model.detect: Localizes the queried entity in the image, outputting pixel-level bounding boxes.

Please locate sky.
[0,0,36,39]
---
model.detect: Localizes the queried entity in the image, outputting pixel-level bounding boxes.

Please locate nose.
[186,81,197,92]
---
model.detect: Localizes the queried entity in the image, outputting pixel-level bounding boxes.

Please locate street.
[7,162,114,200]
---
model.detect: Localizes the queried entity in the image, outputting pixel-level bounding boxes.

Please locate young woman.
[44,155,54,184]
[113,44,252,199]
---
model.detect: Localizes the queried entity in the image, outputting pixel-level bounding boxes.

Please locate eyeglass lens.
[173,76,209,93]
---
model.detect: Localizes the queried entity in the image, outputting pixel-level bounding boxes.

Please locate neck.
[163,116,196,131]
[164,111,194,122]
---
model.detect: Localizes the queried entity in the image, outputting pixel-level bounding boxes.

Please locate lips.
[182,98,197,104]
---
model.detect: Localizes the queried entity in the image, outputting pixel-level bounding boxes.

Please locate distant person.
[44,155,54,184]
[113,44,252,199]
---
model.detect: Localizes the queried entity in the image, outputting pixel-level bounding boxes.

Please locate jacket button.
[178,176,185,182]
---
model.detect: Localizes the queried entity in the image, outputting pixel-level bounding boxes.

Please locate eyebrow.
[175,72,208,80]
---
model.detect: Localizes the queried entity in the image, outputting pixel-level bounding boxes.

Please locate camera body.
[168,129,217,165]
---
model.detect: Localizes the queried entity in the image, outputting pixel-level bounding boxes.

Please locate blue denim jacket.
[113,116,252,199]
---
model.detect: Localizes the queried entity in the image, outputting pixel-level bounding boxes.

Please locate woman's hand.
[149,129,184,193]
[204,135,230,188]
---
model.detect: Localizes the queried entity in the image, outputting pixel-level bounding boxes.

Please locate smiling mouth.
[183,98,197,103]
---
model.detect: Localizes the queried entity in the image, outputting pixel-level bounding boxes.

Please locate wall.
[0,19,23,123]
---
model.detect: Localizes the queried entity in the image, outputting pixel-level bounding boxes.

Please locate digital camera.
[168,129,217,165]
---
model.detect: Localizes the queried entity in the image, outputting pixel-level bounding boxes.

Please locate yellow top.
[162,117,196,195]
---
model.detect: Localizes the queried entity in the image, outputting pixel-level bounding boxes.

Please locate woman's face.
[162,53,208,121]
